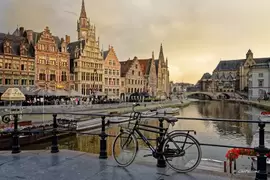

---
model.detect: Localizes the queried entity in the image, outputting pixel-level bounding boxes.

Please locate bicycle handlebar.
[130,103,141,121]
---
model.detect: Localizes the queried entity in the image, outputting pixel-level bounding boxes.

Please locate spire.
[246,49,253,59]
[160,43,163,53]
[158,43,164,61]
[80,0,87,18]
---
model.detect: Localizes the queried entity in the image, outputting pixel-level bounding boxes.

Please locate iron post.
[51,114,59,153]
[157,118,166,167]
[255,122,268,180]
[99,116,108,159]
[12,114,20,154]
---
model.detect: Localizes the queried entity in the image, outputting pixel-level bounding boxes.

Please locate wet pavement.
[0,150,254,180]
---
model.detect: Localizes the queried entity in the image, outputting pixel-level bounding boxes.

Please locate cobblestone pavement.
[0,150,254,180]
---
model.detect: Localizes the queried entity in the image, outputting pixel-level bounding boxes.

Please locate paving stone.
[0,150,255,180]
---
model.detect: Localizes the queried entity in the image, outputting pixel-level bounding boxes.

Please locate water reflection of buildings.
[57,119,161,156]
[197,101,254,146]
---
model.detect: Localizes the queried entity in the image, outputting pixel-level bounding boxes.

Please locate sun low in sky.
[1,0,270,84]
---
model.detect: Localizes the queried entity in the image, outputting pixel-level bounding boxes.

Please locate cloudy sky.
[1,0,270,83]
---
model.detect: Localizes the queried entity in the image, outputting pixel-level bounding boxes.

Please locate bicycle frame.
[125,104,184,155]
[134,125,166,152]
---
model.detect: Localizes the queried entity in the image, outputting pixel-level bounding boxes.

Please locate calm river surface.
[24,101,269,170]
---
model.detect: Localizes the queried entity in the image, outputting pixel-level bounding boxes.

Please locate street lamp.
[92,69,98,98]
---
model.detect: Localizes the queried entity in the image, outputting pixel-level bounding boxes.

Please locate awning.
[69,89,83,97]
[140,92,150,97]
[54,89,69,96]
[106,92,118,99]
[20,87,36,96]
[95,91,106,96]
[1,88,26,101]
[34,89,56,96]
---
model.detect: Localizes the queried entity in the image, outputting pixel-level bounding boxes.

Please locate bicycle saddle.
[163,116,178,123]
[150,108,157,112]
[133,103,140,107]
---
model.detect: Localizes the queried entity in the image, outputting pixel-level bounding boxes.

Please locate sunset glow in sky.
[1,0,270,83]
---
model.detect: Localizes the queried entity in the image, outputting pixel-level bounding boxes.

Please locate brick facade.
[103,46,121,97]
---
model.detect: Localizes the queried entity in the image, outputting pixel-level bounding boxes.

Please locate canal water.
[23,100,269,171]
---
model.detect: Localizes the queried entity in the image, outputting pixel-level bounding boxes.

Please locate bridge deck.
[0,150,254,180]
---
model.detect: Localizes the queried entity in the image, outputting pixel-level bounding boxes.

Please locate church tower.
[158,43,165,66]
[70,0,104,95]
[77,0,89,40]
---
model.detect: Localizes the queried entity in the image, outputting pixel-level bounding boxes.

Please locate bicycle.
[112,103,202,173]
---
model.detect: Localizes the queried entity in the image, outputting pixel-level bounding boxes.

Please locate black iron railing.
[0,112,269,180]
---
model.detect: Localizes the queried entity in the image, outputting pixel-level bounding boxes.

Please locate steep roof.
[102,50,109,59]
[138,58,151,75]
[0,32,35,57]
[120,60,133,77]
[11,27,64,54]
[214,59,244,71]
[67,40,85,59]
[200,73,212,80]
[154,59,159,75]
[254,57,270,64]
[214,58,270,72]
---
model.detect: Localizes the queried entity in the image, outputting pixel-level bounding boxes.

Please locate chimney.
[19,27,24,36]
[65,35,70,44]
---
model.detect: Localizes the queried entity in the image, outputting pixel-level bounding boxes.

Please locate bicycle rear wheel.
[162,132,201,173]
[112,131,138,167]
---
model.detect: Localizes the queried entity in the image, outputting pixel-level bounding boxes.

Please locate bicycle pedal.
[143,154,152,157]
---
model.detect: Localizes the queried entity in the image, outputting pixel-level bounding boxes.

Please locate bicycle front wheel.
[112,131,138,167]
[162,132,202,173]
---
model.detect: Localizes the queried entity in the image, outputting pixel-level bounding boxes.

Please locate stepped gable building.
[12,26,72,90]
[137,51,157,96]
[154,44,170,96]
[68,0,103,95]
[0,30,35,88]
[102,45,121,97]
[201,49,270,92]
[119,57,145,100]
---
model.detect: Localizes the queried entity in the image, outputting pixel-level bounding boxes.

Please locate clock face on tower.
[81,31,87,39]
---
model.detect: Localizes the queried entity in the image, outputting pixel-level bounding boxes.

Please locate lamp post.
[42,82,48,124]
[92,69,98,99]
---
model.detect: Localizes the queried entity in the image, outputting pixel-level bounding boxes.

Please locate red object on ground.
[226,148,270,161]
[261,111,270,115]
[0,121,32,129]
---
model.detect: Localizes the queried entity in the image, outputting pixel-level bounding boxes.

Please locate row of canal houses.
[0,0,170,100]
